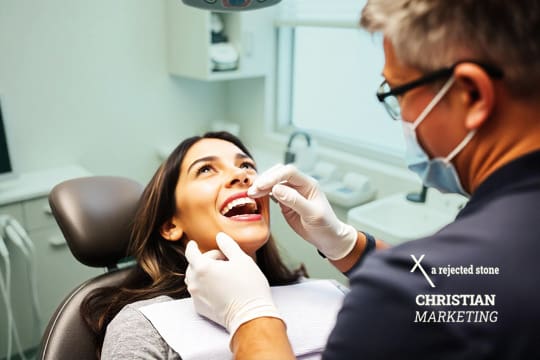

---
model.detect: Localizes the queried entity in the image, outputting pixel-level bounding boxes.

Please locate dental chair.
[37,176,144,360]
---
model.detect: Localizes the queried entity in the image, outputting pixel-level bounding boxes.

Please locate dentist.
[185,1,540,358]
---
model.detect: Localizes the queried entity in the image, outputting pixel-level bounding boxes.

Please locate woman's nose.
[227,169,253,187]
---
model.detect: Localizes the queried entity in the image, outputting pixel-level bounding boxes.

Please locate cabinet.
[0,166,102,356]
[165,0,275,80]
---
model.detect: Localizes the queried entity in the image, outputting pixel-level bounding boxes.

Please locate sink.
[347,190,466,245]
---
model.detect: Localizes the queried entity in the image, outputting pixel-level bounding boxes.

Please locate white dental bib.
[139,279,346,360]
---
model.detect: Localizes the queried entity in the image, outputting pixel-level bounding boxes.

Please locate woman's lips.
[225,213,263,222]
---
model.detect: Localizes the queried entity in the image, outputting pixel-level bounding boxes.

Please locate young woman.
[81,131,304,359]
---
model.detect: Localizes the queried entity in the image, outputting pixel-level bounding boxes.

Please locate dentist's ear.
[454,63,496,130]
[160,220,184,241]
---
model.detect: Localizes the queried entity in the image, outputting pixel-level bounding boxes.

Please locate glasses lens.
[385,95,401,120]
[378,82,401,120]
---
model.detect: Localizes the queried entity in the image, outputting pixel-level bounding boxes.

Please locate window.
[275,1,405,162]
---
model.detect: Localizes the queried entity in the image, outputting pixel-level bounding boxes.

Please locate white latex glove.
[248,164,357,260]
[185,232,283,339]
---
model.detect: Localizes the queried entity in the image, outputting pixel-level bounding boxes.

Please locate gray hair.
[360,0,540,96]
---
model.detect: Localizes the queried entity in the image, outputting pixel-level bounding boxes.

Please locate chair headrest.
[48,176,144,268]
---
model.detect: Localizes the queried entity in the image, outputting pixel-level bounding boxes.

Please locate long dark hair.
[81,131,304,356]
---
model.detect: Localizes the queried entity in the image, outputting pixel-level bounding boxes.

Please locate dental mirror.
[182,0,282,12]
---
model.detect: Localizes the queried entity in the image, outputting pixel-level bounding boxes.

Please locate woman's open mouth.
[220,192,262,221]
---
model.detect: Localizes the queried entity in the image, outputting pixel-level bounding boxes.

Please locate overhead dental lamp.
[182,0,282,12]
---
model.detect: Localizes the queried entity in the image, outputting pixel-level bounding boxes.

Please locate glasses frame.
[376,61,504,120]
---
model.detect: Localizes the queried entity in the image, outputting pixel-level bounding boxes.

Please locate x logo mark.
[410,254,436,288]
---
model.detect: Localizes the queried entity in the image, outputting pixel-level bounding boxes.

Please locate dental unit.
[0,215,41,360]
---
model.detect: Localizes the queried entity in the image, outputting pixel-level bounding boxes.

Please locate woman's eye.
[196,165,213,175]
[240,162,256,171]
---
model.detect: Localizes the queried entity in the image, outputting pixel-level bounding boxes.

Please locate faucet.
[284,131,312,164]
[406,185,428,203]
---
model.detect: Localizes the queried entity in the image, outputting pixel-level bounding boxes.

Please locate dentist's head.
[362,0,540,196]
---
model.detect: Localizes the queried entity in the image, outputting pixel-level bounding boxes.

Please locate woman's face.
[161,138,270,257]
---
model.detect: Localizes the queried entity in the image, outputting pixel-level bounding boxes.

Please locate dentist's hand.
[185,232,283,340]
[248,164,357,260]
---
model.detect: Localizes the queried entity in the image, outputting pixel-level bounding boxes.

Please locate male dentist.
[185,0,540,358]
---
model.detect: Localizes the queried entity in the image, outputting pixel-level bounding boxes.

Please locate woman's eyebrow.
[236,153,250,161]
[236,153,257,167]
[187,156,217,173]
[187,153,253,173]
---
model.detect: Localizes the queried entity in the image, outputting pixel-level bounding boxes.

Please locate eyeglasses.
[376,61,504,120]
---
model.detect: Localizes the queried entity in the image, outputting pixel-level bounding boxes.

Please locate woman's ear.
[454,63,496,130]
[160,220,184,242]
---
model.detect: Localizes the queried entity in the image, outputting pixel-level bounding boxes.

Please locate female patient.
[81,131,304,359]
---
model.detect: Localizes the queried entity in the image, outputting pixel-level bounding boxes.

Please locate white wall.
[0,0,226,183]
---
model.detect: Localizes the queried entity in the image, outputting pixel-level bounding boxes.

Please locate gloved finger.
[184,264,199,296]
[185,240,209,271]
[272,183,316,219]
[279,164,318,190]
[185,264,193,287]
[216,232,245,260]
[203,249,227,261]
[247,163,284,198]
[250,164,315,198]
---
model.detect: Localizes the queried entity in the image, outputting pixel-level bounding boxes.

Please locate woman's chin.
[226,228,269,254]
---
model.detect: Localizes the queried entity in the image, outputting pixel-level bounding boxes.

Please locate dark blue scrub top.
[323,150,540,360]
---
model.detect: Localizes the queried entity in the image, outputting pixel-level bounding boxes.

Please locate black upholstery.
[38,176,143,360]
[38,268,133,359]
[47,176,143,268]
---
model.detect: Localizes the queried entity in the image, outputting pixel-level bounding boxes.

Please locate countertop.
[0,165,91,205]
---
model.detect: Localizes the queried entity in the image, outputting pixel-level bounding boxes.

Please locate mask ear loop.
[408,75,476,165]
[412,77,456,130]
[443,130,477,164]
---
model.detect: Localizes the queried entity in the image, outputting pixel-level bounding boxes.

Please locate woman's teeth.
[221,197,258,217]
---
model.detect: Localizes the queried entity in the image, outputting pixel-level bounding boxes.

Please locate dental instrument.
[0,234,28,360]
[0,215,41,359]
[5,221,42,336]
[0,235,12,359]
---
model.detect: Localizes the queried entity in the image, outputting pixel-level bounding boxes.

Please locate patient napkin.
[140,279,346,360]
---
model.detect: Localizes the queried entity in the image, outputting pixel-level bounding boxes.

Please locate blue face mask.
[402,77,475,197]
